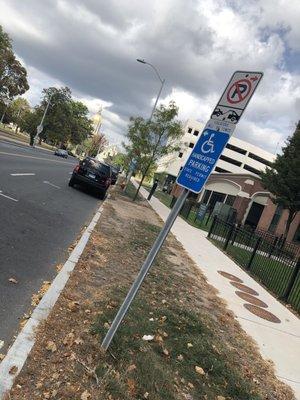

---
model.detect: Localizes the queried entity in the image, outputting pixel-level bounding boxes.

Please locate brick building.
[172,172,300,244]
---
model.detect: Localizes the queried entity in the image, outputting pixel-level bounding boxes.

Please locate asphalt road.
[0,140,101,352]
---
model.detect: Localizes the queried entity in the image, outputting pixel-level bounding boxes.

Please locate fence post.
[231,225,238,245]
[246,237,262,270]
[281,258,300,302]
[208,215,217,238]
[224,224,235,250]
[268,236,278,258]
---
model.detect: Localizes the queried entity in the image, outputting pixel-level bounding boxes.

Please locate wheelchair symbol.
[201,133,215,154]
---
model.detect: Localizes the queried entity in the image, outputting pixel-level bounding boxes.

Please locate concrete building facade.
[157,118,276,178]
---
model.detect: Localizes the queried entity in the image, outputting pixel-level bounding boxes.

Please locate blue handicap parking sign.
[176,129,230,193]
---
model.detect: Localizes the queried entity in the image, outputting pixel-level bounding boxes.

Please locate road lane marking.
[0,191,18,202]
[0,151,75,165]
[43,180,61,189]
[10,173,36,176]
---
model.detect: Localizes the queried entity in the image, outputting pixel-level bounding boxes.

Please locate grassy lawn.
[124,181,143,201]
[10,188,294,400]
[0,125,54,150]
[92,217,276,400]
[142,183,213,232]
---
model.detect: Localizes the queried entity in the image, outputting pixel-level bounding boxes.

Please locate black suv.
[69,157,112,199]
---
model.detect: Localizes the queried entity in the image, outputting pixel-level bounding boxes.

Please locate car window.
[83,159,111,175]
[98,163,111,175]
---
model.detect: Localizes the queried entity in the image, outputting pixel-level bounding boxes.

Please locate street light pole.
[136,58,165,122]
[33,94,52,146]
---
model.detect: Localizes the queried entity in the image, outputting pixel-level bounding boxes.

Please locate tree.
[78,133,108,157]
[19,108,42,145]
[20,86,93,146]
[0,25,29,102]
[8,97,31,132]
[110,152,128,170]
[68,101,93,145]
[39,87,73,145]
[125,101,182,201]
[261,122,300,238]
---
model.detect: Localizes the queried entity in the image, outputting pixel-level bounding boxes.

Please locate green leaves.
[0,25,29,102]
[125,101,183,199]
[261,122,300,236]
[20,86,94,146]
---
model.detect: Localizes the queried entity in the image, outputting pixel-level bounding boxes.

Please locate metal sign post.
[101,70,263,350]
[101,188,189,350]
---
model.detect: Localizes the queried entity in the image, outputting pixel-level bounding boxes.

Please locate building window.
[243,164,261,175]
[248,152,272,167]
[208,191,226,210]
[225,195,236,206]
[268,205,283,233]
[178,152,183,158]
[202,190,212,204]
[220,154,242,167]
[193,130,199,136]
[187,127,192,133]
[293,223,300,243]
[189,142,194,148]
[215,166,230,173]
[226,143,247,155]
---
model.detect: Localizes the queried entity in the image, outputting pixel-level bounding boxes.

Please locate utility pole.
[33,94,52,146]
[137,58,165,123]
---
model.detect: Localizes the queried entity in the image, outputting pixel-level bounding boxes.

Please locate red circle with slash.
[227,79,252,104]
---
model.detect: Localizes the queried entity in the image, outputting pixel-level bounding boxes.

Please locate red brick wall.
[276,210,300,242]
[233,196,250,223]
[257,198,276,231]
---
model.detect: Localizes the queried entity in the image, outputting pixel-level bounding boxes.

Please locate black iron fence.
[208,216,300,313]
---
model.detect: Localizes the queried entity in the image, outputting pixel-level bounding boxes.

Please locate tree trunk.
[29,134,34,146]
[133,170,147,201]
[284,209,296,239]
[133,155,155,202]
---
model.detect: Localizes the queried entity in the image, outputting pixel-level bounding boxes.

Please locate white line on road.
[0,151,75,165]
[10,173,35,176]
[0,191,18,202]
[43,181,61,189]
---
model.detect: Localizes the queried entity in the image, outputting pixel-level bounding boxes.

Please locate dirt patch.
[244,304,281,323]
[6,188,294,400]
[235,291,268,308]
[218,270,243,283]
[230,281,259,296]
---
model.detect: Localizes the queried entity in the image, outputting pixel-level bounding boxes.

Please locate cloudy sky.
[0,0,299,152]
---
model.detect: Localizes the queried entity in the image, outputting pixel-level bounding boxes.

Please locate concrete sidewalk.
[137,184,300,399]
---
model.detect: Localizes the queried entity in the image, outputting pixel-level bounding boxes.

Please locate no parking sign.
[211,71,263,125]
[177,71,263,193]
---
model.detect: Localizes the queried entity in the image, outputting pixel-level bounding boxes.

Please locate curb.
[0,202,105,398]
[0,133,54,153]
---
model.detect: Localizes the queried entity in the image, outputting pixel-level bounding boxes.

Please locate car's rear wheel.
[99,189,107,200]
[68,177,76,187]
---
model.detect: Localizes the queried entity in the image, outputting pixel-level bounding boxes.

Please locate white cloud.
[0,0,299,153]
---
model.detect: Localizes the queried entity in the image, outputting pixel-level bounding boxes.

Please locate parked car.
[67,150,77,158]
[54,149,68,158]
[69,157,112,199]
[110,165,120,185]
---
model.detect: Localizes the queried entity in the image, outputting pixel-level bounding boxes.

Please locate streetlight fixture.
[136,58,165,121]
